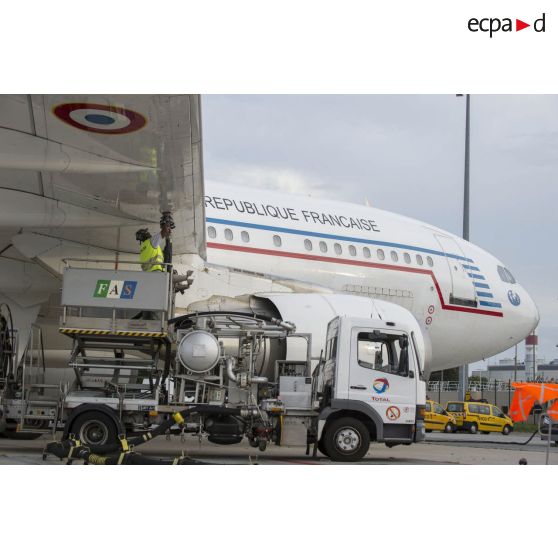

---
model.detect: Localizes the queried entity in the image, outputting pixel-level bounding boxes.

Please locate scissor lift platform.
[59,264,174,397]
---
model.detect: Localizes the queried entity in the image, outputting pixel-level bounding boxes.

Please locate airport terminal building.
[483,359,558,383]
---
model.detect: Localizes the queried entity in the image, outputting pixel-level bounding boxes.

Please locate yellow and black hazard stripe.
[59,328,167,338]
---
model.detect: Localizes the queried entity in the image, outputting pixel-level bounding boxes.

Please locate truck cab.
[315,315,426,461]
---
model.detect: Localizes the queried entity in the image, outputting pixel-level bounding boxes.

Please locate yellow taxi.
[425,400,457,433]
[445,401,513,435]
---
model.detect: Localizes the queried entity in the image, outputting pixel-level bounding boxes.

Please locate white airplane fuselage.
[200,183,539,372]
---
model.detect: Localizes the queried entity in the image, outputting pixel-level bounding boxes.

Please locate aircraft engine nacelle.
[186,292,431,374]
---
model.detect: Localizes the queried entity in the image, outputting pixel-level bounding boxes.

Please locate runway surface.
[1,431,556,465]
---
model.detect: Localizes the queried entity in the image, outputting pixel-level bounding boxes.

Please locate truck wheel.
[323,417,370,462]
[502,425,511,436]
[69,411,118,449]
[444,423,453,433]
[469,423,478,434]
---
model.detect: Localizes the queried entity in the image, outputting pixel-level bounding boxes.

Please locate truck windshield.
[357,331,410,377]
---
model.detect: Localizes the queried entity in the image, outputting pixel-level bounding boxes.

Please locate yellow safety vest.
[140,239,164,272]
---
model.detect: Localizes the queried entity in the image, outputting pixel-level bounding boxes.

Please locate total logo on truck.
[94,279,137,299]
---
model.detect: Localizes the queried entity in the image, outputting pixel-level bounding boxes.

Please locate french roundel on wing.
[52,103,147,134]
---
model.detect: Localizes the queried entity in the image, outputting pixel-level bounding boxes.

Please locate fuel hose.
[44,404,253,464]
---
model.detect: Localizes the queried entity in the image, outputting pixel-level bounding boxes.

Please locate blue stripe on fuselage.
[206,217,474,262]
[479,300,502,308]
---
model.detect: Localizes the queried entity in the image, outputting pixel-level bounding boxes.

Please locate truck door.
[349,328,416,427]
[434,233,477,306]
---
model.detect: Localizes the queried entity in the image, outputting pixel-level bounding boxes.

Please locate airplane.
[178,181,539,372]
[0,94,539,376]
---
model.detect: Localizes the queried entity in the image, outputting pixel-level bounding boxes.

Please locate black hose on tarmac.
[44,405,250,464]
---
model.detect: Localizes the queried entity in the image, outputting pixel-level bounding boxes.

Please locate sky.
[201,95,558,369]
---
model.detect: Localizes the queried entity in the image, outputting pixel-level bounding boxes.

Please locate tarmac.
[0,431,556,465]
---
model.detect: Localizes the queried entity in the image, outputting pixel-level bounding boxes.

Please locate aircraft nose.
[509,286,540,338]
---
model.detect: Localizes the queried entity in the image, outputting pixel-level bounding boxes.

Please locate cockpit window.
[506,268,516,284]
[497,265,516,284]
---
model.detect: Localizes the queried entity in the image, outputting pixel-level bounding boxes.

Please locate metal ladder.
[18,325,62,435]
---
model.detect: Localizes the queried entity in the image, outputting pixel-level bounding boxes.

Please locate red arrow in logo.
[516,19,530,31]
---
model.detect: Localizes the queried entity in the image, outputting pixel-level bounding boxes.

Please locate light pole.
[457,94,471,401]
[462,94,471,241]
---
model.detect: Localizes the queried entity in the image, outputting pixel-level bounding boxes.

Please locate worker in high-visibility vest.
[136,213,194,291]
[136,224,169,272]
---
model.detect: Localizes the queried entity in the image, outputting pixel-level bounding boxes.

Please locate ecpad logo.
[94,280,137,299]
[373,378,389,394]
[468,13,545,37]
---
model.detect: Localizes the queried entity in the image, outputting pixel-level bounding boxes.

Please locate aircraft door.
[434,234,477,306]
[348,328,416,427]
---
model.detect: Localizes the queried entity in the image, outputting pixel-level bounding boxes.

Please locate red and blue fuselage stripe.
[206,240,504,318]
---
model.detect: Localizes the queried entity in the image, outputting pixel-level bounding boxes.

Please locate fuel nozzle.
[160,211,175,229]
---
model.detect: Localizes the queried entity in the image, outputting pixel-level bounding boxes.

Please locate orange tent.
[510,382,558,423]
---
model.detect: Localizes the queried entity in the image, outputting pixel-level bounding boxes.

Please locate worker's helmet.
[160,211,175,229]
[135,228,151,242]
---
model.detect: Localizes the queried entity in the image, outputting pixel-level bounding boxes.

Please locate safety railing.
[60,259,174,335]
[538,413,557,465]
[427,380,516,392]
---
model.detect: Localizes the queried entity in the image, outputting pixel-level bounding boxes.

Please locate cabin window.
[319,241,328,253]
[334,243,342,255]
[416,254,423,265]
[273,235,282,247]
[207,226,217,239]
[349,245,357,257]
[403,252,411,264]
[241,231,250,243]
[427,256,434,267]
[224,228,233,241]
[304,239,313,251]
[390,251,398,262]
[377,249,385,261]
[363,247,371,259]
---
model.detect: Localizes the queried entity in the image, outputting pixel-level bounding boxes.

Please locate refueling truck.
[0,263,426,462]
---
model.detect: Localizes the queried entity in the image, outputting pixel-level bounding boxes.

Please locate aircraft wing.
[0,94,205,307]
